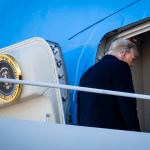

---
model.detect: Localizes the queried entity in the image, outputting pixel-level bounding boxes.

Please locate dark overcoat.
[77,55,140,131]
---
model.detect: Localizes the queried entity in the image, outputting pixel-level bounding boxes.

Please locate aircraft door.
[0,37,69,124]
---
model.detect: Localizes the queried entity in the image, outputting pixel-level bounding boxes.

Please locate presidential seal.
[0,54,22,102]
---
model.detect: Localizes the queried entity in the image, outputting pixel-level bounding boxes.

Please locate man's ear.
[120,51,126,60]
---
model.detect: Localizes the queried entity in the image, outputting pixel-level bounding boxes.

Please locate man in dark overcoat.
[77,38,140,131]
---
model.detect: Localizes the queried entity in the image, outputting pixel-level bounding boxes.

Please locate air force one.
[0,0,150,149]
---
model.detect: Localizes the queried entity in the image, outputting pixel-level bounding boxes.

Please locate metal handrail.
[0,78,150,100]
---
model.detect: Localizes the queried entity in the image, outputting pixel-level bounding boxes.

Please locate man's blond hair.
[108,38,138,56]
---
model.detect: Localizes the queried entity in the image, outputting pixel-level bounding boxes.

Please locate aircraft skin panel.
[0,118,150,150]
[0,0,140,48]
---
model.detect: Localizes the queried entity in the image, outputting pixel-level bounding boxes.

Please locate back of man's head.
[108,38,138,56]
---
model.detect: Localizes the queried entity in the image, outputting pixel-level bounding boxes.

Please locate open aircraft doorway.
[97,18,150,132]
